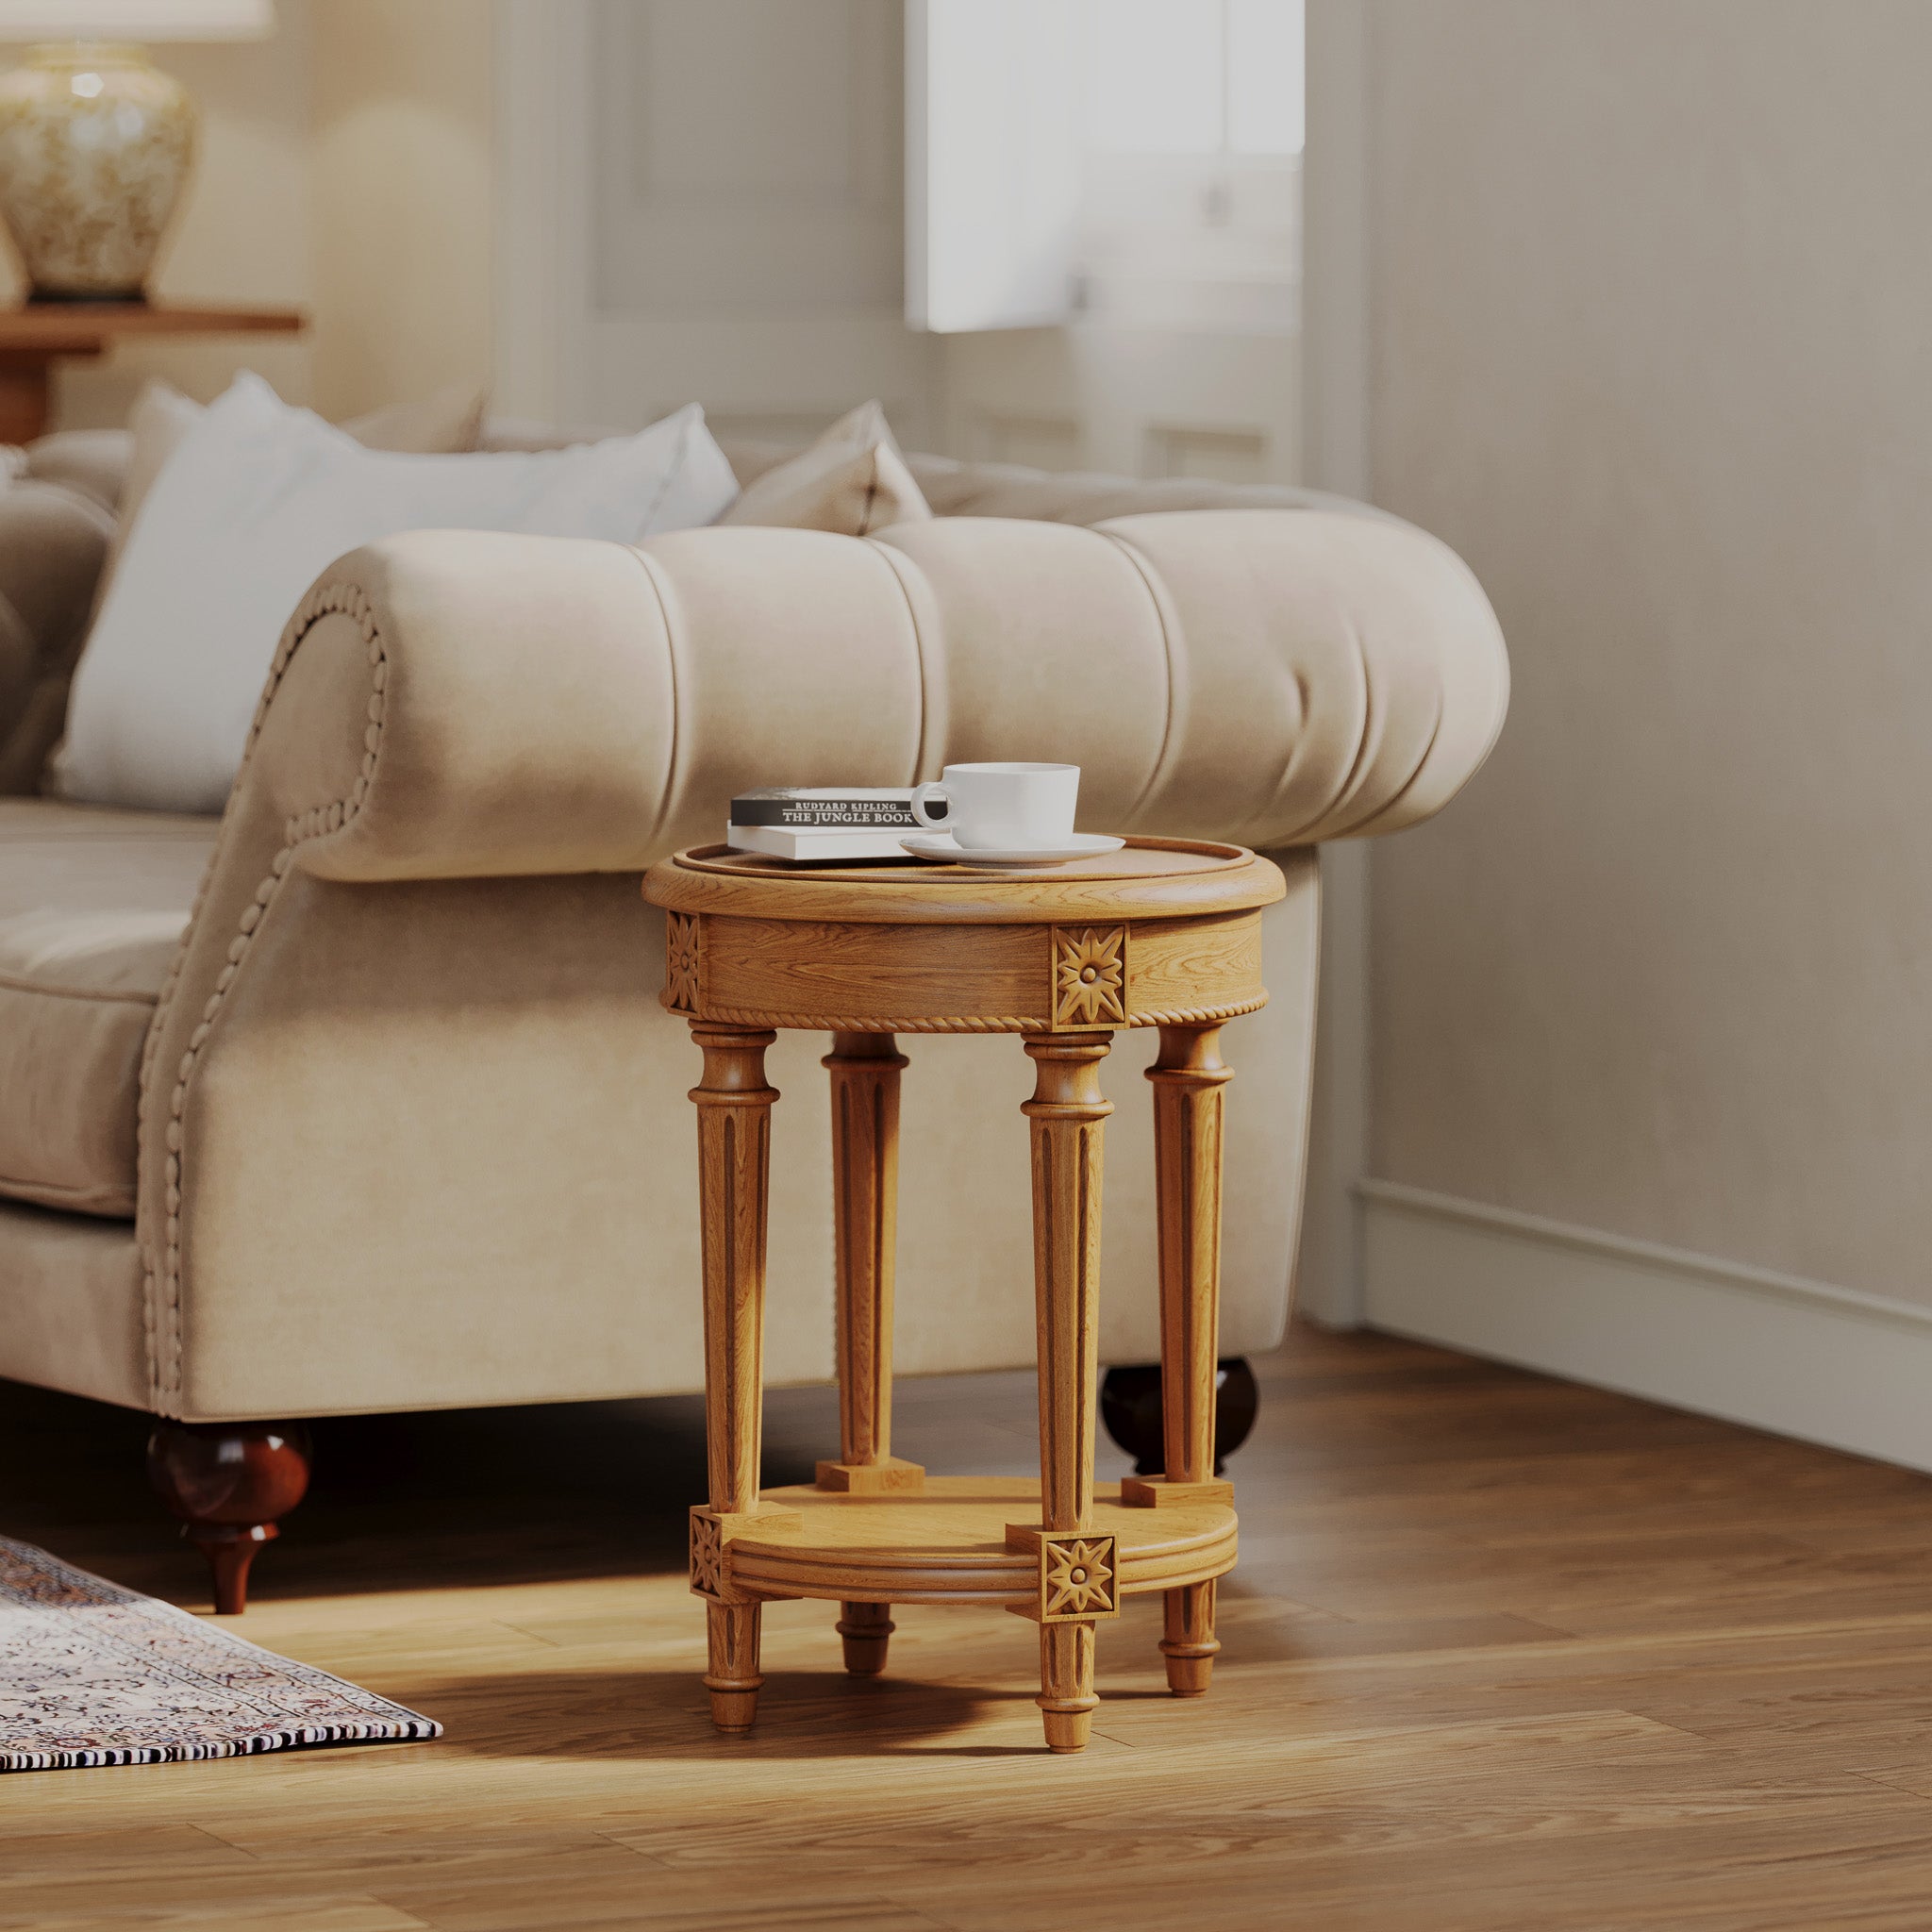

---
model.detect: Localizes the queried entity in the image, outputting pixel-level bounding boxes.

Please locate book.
[727,786,942,830]
[725,823,914,862]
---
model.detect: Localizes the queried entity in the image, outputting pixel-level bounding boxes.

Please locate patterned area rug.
[0,1536,440,1772]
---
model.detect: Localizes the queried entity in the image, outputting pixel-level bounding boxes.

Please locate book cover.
[728,786,942,830]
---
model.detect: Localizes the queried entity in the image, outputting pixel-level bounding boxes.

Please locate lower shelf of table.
[713,1476,1237,1607]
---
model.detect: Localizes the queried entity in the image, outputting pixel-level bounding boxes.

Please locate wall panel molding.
[492,0,594,422]
[493,0,930,439]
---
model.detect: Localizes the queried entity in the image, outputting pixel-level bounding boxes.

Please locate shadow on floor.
[374,1663,1019,1760]
[0,1366,1094,1609]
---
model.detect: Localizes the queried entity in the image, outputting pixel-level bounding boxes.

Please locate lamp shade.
[0,0,273,40]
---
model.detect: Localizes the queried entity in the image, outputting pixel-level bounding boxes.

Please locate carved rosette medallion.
[1038,1531,1121,1623]
[665,912,702,1013]
[1052,927,1127,1028]
[689,1507,725,1600]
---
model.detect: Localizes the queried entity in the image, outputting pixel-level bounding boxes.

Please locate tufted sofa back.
[2,418,1391,800]
[482,420,1389,528]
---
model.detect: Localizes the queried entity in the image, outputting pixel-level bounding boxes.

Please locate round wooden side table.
[642,836,1286,1752]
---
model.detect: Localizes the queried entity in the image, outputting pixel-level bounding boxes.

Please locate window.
[1077,0,1302,333]
[1085,0,1304,158]
[908,0,1302,334]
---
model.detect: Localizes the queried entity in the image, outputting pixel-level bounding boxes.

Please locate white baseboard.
[1359,1178,1932,1474]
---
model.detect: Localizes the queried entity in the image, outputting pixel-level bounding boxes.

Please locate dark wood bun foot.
[1099,1357,1259,1476]
[146,1420,313,1614]
[837,1601,894,1674]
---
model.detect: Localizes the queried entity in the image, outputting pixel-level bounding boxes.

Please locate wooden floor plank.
[0,1903,425,1932]
[8,1321,1932,1929]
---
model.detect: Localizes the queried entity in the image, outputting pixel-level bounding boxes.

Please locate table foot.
[836,1600,894,1674]
[1038,1623,1098,1751]
[1160,1578,1220,1695]
[815,1457,925,1494]
[705,1603,763,1732]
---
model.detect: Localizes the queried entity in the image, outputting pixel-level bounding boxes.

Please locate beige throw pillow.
[720,399,931,537]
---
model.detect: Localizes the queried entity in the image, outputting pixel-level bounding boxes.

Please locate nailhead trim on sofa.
[137,577,386,1412]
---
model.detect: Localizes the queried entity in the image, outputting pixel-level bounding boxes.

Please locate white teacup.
[909,762,1079,850]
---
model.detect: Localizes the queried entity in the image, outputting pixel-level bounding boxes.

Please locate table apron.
[666,908,1266,1033]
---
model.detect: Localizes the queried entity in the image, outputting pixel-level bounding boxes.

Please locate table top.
[0,303,305,353]
[644,836,1287,925]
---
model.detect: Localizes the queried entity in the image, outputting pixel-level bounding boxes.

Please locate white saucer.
[899,832,1126,869]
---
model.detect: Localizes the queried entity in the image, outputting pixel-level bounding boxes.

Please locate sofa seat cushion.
[0,800,214,1219]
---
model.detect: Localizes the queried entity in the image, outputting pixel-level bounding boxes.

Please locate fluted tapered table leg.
[820,1030,918,1674]
[688,1024,779,1732]
[1021,1032,1116,1752]
[1146,1022,1235,1694]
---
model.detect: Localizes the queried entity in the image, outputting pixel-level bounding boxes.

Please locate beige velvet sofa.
[0,425,1507,1607]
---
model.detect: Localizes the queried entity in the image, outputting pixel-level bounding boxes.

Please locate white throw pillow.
[57,375,740,814]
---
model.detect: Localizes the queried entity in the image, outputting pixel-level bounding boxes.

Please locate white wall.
[496,0,1300,484]
[1354,0,1932,1467]
[16,5,1301,476]
[311,0,494,422]
[497,0,934,444]
[1291,0,1371,1328]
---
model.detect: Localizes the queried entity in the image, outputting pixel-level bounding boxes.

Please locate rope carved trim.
[138,578,386,1412]
[686,996,1266,1035]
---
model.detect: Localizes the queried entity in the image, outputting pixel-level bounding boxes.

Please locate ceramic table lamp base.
[0,43,194,302]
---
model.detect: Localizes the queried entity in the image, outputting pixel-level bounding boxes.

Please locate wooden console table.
[0,303,305,443]
[642,836,1286,1753]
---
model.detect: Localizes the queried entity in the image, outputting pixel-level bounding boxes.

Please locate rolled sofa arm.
[254,509,1505,885]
